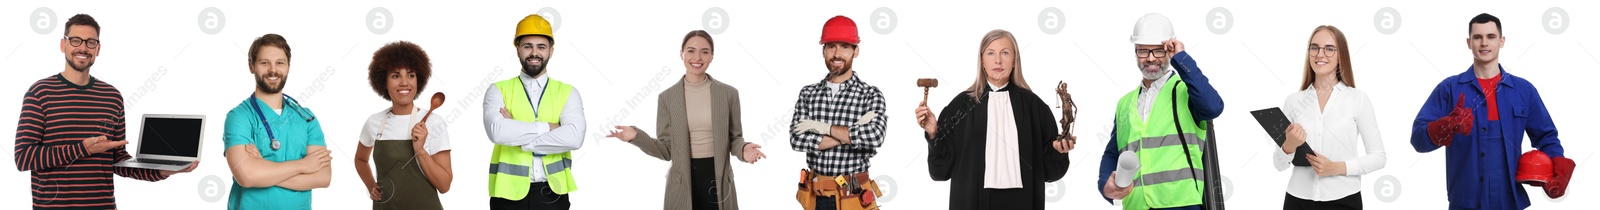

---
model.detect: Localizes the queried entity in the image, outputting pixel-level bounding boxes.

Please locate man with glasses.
[13,14,197,209]
[1096,13,1225,210]
[1409,13,1572,210]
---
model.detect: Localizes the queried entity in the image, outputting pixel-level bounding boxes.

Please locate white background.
[1,0,1594,209]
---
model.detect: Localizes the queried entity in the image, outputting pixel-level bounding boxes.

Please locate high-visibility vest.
[1114,75,1208,210]
[488,76,578,200]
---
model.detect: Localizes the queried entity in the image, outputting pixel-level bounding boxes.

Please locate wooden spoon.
[420,92,445,123]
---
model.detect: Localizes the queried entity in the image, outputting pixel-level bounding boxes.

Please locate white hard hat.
[1130,13,1175,45]
[1115,151,1140,188]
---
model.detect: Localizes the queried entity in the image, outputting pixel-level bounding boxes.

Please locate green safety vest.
[488,76,578,200]
[1114,76,1208,210]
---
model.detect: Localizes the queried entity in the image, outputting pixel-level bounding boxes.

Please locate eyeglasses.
[1308,46,1339,56]
[65,36,100,49]
[1134,49,1168,58]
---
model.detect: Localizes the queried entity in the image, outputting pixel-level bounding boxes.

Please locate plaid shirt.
[789,74,888,176]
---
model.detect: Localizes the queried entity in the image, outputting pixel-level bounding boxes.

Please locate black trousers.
[690,158,719,210]
[490,182,571,210]
[1283,192,1362,210]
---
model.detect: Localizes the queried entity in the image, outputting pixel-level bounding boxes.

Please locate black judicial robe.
[926,84,1070,210]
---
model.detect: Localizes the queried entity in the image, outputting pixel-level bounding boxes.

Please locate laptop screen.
[138,117,202,157]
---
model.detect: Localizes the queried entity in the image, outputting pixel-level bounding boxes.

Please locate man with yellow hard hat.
[483,14,588,210]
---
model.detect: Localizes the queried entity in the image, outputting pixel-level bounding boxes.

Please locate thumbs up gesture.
[1428,93,1476,146]
[1448,94,1475,135]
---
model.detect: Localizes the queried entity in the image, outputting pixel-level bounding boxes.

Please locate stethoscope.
[249,94,316,151]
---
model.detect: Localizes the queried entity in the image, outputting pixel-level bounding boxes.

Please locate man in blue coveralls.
[1410,13,1573,210]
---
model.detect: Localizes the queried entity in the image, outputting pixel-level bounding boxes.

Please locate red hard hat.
[820,16,859,45]
[1517,150,1555,185]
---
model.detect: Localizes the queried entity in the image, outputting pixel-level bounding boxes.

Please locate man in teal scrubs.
[222,33,333,210]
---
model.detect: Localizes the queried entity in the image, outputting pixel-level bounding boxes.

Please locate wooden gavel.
[917,78,938,103]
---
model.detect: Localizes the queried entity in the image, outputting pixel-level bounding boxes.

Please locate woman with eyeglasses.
[1274,25,1386,210]
[605,30,765,210]
[352,41,453,210]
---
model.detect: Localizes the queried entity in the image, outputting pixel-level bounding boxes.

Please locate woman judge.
[914,29,1074,210]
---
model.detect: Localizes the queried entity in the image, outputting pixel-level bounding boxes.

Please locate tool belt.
[795,169,881,210]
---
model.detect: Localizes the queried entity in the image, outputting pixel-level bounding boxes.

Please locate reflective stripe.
[1132,167,1204,186]
[1120,133,1204,153]
[489,163,533,177]
[544,157,572,175]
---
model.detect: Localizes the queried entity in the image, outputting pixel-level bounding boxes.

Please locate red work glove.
[1545,156,1575,198]
[1449,97,1475,135]
[1427,94,1474,146]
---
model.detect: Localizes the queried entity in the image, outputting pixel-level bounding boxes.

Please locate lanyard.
[249,94,301,150]
[519,76,553,157]
[518,76,545,118]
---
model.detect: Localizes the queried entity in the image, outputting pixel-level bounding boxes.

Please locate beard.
[254,71,286,94]
[521,54,547,77]
[1139,61,1170,80]
[65,51,94,72]
[826,57,852,77]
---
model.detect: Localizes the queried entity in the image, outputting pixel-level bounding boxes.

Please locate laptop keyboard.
[131,158,190,166]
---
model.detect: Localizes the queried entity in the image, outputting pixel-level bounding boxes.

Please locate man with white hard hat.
[1096,13,1225,210]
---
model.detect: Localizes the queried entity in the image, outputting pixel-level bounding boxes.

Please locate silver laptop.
[112,114,204,171]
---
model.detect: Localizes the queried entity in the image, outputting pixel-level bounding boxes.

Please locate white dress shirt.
[1273,82,1387,201]
[483,73,587,182]
[983,82,1023,189]
[1137,71,1174,121]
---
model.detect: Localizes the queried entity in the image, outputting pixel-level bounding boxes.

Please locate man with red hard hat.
[790,15,889,210]
[1409,13,1573,210]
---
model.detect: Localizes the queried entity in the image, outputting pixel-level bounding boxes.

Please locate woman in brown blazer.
[606,30,767,210]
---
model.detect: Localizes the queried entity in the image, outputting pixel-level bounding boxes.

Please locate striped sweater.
[13,74,168,209]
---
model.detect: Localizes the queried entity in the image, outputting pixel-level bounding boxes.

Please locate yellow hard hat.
[514,14,553,46]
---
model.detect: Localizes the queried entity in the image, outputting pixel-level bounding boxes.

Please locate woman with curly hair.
[352,41,453,210]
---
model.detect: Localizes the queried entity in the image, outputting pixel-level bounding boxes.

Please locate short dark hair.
[64,14,100,36]
[247,34,291,65]
[681,30,714,52]
[367,41,432,101]
[1469,13,1502,35]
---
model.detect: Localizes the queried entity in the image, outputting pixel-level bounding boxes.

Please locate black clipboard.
[1250,107,1313,166]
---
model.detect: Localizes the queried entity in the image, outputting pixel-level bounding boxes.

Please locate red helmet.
[820,16,859,45]
[1517,150,1554,185]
